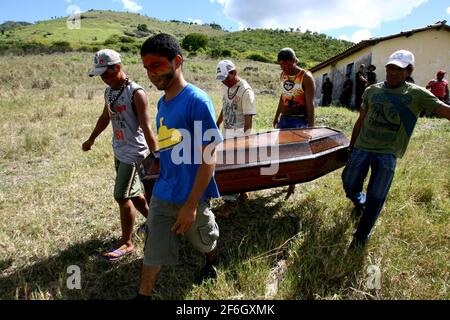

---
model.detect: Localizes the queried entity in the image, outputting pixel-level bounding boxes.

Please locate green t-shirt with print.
[355,82,444,158]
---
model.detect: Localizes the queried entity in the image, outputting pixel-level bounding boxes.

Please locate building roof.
[310,21,450,72]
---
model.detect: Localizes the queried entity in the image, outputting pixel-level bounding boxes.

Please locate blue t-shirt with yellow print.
[153,83,223,205]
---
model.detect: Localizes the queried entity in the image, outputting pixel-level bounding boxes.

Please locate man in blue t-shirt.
[136,34,223,300]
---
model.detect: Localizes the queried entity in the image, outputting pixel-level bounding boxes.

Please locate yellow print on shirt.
[158,117,183,150]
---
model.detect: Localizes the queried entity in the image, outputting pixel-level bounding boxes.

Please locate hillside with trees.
[0,10,352,67]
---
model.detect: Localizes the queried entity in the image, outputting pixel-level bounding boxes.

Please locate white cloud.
[210,0,226,5]
[66,5,82,15]
[188,18,203,25]
[447,7,450,15]
[339,29,372,43]
[121,0,143,13]
[222,0,428,32]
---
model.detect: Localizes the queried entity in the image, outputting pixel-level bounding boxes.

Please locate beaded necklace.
[227,84,240,100]
[107,77,129,111]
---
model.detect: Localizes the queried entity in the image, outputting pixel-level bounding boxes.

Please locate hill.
[0,21,32,32]
[0,10,352,67]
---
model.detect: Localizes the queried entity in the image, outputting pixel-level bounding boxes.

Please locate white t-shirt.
[222,79,256,138]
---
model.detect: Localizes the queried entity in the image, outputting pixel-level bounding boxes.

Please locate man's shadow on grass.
[0,238,148,300]
[0,190,366,300]
[209,188,366,299]
[282,199,367,299]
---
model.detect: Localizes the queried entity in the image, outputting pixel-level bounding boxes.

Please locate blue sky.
[1,0,449,43]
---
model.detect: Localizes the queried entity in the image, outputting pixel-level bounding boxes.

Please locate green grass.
[0,53,449,300]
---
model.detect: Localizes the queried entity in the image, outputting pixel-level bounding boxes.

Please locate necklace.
[107,77,129,111]
[227,84,240,100]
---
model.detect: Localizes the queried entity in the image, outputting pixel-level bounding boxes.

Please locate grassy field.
[0,53,449,300]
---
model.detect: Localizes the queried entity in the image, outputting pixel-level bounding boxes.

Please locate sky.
[0,0,449,43]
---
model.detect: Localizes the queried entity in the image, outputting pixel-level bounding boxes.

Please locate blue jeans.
[342,148,397,240]
[278,116,308,129]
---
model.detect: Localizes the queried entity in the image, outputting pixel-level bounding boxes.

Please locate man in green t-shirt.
[342,49,450,249]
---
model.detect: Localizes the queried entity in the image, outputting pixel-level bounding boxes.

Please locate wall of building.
[312,46,373,107]
[371,28,450,87]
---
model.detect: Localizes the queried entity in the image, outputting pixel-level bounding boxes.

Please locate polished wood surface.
[137,127,350,195]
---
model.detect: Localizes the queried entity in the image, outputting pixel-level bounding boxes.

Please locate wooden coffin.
[137,127,350,196]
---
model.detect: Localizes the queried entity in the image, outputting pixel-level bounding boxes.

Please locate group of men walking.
[82,33,450,299]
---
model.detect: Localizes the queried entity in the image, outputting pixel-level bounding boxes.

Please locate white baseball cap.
[216,60,236,81]
[385,50,415,68]
[89,49,121,77]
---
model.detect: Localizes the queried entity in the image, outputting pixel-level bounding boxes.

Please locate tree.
[182,33,209,52]
[137,24,149,33]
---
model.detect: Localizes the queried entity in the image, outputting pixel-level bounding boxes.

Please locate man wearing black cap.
[355,64,368,110]
[273,47,316,199]
[366,65,377,86]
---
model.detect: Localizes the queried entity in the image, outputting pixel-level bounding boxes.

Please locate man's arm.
[433,104,450,120]
[244,115,253,135]
[358,73,368,86]
[216,109,224,128]
[303,71,316,127]
[134,90,158,152]
[273,96,283,128]
[445,83,449,102]
[171,144,216,235]
[349,108,367,149]
[82,105,110,151]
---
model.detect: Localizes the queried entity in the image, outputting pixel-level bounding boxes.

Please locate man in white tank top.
[82,49,158,261]
[215,60,256,218]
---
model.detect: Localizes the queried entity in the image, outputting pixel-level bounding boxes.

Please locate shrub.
[104,35,119,45]
[137,24,149,33]
[119,36,135,44]
[246,53,271,63]
[182,33,209,52]
[51,41,72,52]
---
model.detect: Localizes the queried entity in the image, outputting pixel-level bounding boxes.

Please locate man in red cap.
[426,70,449,103]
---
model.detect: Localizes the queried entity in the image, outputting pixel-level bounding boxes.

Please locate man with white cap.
[342,49,450,250]
[82,49,158,261]
[215,59,256,218]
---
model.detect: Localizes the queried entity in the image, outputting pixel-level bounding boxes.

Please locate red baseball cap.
[437,70,446,75]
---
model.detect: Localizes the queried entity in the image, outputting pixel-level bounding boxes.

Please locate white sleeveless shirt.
[105,81,149,164]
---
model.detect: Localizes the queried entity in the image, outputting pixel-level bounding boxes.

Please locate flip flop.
[101,248,134,262]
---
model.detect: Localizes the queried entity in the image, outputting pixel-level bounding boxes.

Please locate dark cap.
[437,69,446,75]
[277,48,299,62]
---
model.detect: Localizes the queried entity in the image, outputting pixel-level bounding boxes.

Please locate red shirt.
[427,79,449,98]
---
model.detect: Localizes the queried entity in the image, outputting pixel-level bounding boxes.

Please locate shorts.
[114,158,144,199]
[143,196,219,266]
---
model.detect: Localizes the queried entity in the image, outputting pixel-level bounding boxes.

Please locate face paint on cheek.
[152,69,175,90]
